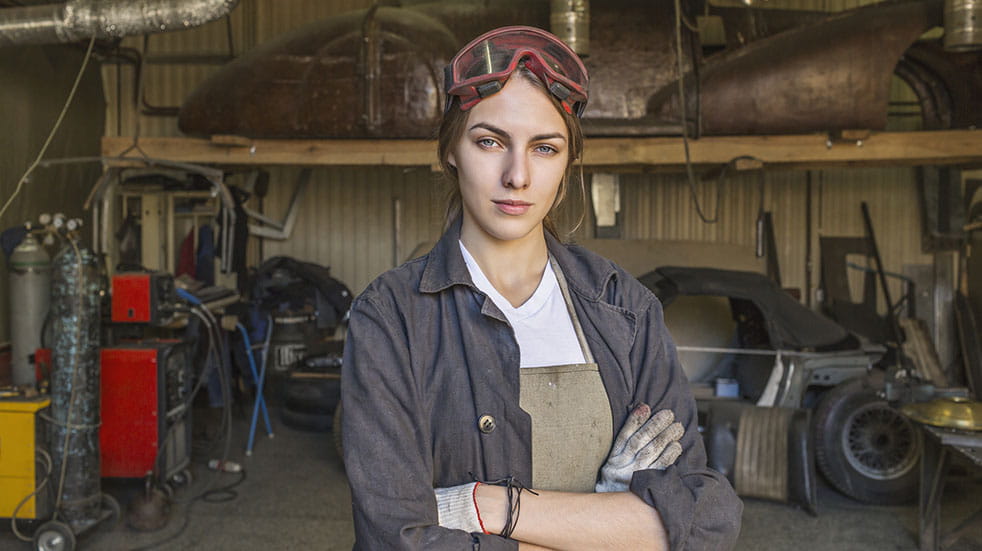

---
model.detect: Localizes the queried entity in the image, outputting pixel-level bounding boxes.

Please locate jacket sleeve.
[626,294,743,551]
[341,292,516,551]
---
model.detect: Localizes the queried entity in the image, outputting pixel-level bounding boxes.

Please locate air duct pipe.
[944,0,982,51]
[0,0,239,47]
[551,0,589,56]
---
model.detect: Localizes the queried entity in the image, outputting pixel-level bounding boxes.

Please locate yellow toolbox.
[0,396,51,520]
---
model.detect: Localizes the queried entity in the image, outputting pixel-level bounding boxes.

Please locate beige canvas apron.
[518,258,613,492]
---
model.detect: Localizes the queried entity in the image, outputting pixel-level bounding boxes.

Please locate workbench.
[918,424,982,551]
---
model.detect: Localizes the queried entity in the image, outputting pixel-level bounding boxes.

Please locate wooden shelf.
[102,129,982,171]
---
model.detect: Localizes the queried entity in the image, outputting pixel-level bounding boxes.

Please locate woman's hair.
[437,64,585,239]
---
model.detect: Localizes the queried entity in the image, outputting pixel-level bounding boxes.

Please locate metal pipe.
[550,0,589,56]
[944,0,982,51]
[0,0,239,47]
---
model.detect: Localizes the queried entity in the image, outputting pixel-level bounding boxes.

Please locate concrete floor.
[3,407,981,551]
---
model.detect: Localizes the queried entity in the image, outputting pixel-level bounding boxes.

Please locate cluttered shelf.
[102,129,982,171]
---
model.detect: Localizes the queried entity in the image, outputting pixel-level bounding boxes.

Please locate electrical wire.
[115,34,151,160]
[673,0,720,224]
[673,1,769,227]
[10,448,53,541]
[201,470,247,503]
[129,298,237,551]
[0,36,97,222]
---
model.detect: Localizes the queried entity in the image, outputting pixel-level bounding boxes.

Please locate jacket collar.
[419,216,617,302]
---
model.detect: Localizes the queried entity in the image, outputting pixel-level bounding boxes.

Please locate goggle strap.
[548,81,571,101]
[476,81,503,99]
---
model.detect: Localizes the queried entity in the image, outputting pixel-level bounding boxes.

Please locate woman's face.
[449,75,570,247]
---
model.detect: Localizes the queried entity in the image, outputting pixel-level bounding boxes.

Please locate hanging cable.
[673,0,720,223]
[130,297,238,551]
[0,36,97,222]
[10,448,53,541]
[116,34,152,160]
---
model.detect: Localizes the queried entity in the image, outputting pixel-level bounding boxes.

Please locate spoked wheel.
[33,520,76,551]
[813,377,921,504]
[842,402,920,481]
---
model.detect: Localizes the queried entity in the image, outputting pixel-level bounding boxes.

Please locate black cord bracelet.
[472,475,538,539]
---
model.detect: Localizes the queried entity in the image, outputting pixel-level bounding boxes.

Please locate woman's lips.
[493,199,532,216]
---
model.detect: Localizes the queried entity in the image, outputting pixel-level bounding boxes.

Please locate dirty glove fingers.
[596,463,631,493]
[634,421,684,467]
[651,441,683,470]
[609,403,653,458]
[621,408,675,459]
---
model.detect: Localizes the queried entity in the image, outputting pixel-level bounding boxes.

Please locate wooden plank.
[102,129,982,170]
[584,130,982,169]
[103,137,438,167]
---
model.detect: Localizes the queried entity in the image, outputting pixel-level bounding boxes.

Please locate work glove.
[434,482,484,533]
[595,404,684,493]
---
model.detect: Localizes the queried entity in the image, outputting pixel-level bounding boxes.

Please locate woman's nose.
[503,151,530,189]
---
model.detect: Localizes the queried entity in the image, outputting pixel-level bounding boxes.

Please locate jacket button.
[478,414,496,434]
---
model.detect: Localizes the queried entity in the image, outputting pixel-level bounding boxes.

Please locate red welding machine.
[110,272,176,325]
[100,341,192,480]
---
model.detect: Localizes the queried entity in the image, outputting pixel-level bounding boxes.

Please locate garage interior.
[1,0,982,549]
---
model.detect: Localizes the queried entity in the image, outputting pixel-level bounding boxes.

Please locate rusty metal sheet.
[650,1,942,135]
[179,0,980,138]
[178,8,458,138]
[178,0,690,138]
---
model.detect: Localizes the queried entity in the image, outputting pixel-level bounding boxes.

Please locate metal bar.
[919,432,948,551]
[861,201,905,349]
[675,345,840,359]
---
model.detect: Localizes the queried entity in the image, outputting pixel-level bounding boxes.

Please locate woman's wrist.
[474,483,509,535]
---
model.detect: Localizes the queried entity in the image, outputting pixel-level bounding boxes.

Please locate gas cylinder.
[9,231,50,387]
[48,238,103,530]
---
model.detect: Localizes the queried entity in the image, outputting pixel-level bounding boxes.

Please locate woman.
[341,26,742,550]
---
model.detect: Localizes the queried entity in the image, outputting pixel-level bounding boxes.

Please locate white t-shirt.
[460,241,585,368]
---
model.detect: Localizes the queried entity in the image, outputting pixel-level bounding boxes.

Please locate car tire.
[812,376,921,504]
[280,407,333,432]
[282,377,340,414]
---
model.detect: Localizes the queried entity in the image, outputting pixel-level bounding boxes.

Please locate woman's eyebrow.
[469,122,508,137]
[468,123,567,143]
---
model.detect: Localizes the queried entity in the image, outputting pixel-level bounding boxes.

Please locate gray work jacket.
[341,219,743,550]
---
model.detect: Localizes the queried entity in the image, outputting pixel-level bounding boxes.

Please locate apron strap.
[549,255,595,365]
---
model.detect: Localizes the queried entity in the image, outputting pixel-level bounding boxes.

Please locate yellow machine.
[0,396,51,521]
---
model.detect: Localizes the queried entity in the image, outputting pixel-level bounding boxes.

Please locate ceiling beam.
[102,129,982,171]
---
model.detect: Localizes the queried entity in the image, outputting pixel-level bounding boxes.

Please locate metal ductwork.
[0,0,239,47]
[550,0,589,56]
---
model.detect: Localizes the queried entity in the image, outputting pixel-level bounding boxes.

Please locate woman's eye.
[535,144,558,155]
[477,138,498,148]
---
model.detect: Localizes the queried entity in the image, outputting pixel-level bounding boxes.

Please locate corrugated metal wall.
[0,44,104,351]
[104,0,377,138]
[608,167,930,309]
[259,166,445,294]
[98,0,941,305]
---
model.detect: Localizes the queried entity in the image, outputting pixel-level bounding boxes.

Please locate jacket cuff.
[630,465,694,550]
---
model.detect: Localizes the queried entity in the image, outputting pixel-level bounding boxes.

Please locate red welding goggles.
[444,25,589,117]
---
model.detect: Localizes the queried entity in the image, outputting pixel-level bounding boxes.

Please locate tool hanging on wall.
[244,169,310,241]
